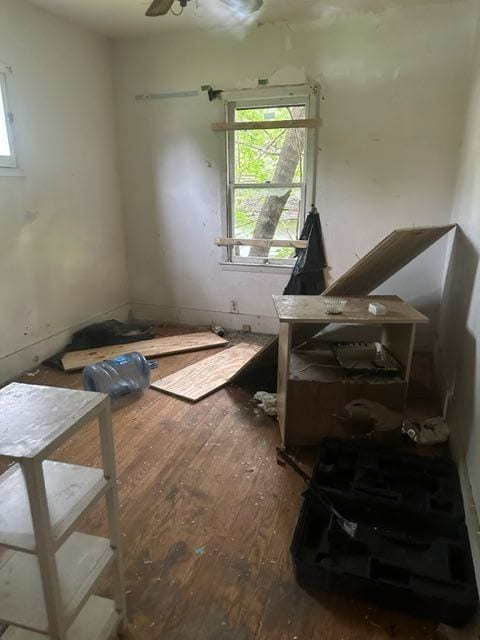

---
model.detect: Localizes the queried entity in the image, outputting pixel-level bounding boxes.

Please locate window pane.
[234,106,306,184]
[233,187,302,260]
[0,84,11,157]
[235,105,306,123]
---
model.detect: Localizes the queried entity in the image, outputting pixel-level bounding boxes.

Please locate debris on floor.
[253,391,277,416]
[436,613,480,639]
[403,416,450,445]
[345,399,403,431]
[211,324,225,337]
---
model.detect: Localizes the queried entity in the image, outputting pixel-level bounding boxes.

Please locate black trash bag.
[46,319,155,370]
[283,206,327,295]
[67,319,154,350]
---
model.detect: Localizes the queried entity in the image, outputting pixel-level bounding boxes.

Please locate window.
[0,69,17,168]
[224,86,317,266]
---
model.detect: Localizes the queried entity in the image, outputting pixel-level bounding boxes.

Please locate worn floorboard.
[9,336,441,640]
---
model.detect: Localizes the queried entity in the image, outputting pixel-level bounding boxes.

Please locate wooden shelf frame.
[0,461,109,553]
[0,532,115,633]
[273,296,429,446]
[0,383,127,640]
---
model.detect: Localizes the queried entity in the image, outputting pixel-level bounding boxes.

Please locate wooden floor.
[11,337,443,640]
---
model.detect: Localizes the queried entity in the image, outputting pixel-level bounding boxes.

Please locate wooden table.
[272,295,429,446]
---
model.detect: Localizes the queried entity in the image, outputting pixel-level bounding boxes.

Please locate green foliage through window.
[230,103,307,261]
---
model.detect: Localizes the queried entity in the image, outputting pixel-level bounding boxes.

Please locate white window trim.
[0,66,17,169]
[222,84,319,268]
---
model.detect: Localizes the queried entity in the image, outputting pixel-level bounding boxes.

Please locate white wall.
[0,0,129,383]
[439,18,480,518]
[113,1,477,334]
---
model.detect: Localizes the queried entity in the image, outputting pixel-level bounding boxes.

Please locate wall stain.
[23,210,39,224]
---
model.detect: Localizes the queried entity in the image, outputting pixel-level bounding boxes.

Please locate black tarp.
[46,320,155,370]
[283,206,327,295]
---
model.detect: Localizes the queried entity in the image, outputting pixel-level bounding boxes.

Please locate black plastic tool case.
[290,438,478,626]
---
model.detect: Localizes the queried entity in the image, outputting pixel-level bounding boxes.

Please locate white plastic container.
[368,302,386,316]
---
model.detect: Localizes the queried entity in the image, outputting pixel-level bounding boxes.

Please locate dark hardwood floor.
[11,338,442,640]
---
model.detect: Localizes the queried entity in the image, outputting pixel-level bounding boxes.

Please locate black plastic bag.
[283,206,327,295]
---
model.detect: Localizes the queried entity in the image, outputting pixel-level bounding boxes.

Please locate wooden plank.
[61,332,228,371]
[273,295,429,325]
[215,237,308,249]
[276,323,292,447]
[150,343,264,402]
[325,224,456,296]
[211,118,321,131]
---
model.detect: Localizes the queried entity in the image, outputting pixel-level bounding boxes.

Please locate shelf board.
[2,595,120,639]
[0,383,107,460]
[0,461,108,552]
[0,533,115,634]
[273,295,430,325]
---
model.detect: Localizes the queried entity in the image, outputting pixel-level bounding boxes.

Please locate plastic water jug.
[82,352,158,397]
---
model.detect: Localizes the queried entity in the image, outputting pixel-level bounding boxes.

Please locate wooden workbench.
[273,295,429,446]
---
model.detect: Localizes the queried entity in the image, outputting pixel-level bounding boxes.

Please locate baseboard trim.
[0,303,130,385]
[129,302,279,335]
[449,424,480,596]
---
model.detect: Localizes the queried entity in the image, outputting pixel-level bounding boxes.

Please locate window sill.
[0,167,25,177]
[220,261,294,275]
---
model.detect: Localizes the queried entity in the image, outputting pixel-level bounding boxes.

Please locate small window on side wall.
[0,70,17,168]
[224,86,318,266]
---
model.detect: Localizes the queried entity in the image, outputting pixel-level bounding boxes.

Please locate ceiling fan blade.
[219,0,263,14]
[145,0,176,17]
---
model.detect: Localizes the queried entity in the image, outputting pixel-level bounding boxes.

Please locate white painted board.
[0,533,113,633]
[2,595,120,640]
[0,461,107,551]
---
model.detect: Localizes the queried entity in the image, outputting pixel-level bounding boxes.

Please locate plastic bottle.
[82,352,158,397]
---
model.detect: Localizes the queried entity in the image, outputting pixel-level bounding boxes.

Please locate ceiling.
[28,0,467,39]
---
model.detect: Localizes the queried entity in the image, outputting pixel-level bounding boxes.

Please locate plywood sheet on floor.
[61,332,228,371]
[151,342,265,401]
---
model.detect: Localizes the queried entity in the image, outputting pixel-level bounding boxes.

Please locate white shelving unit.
[0,382,127,640]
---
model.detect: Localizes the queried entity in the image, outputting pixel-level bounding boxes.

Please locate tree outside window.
[225,90,316,265]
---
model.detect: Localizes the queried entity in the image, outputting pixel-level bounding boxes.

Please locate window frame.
[0,68,17,169]
[223,84,318,267]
